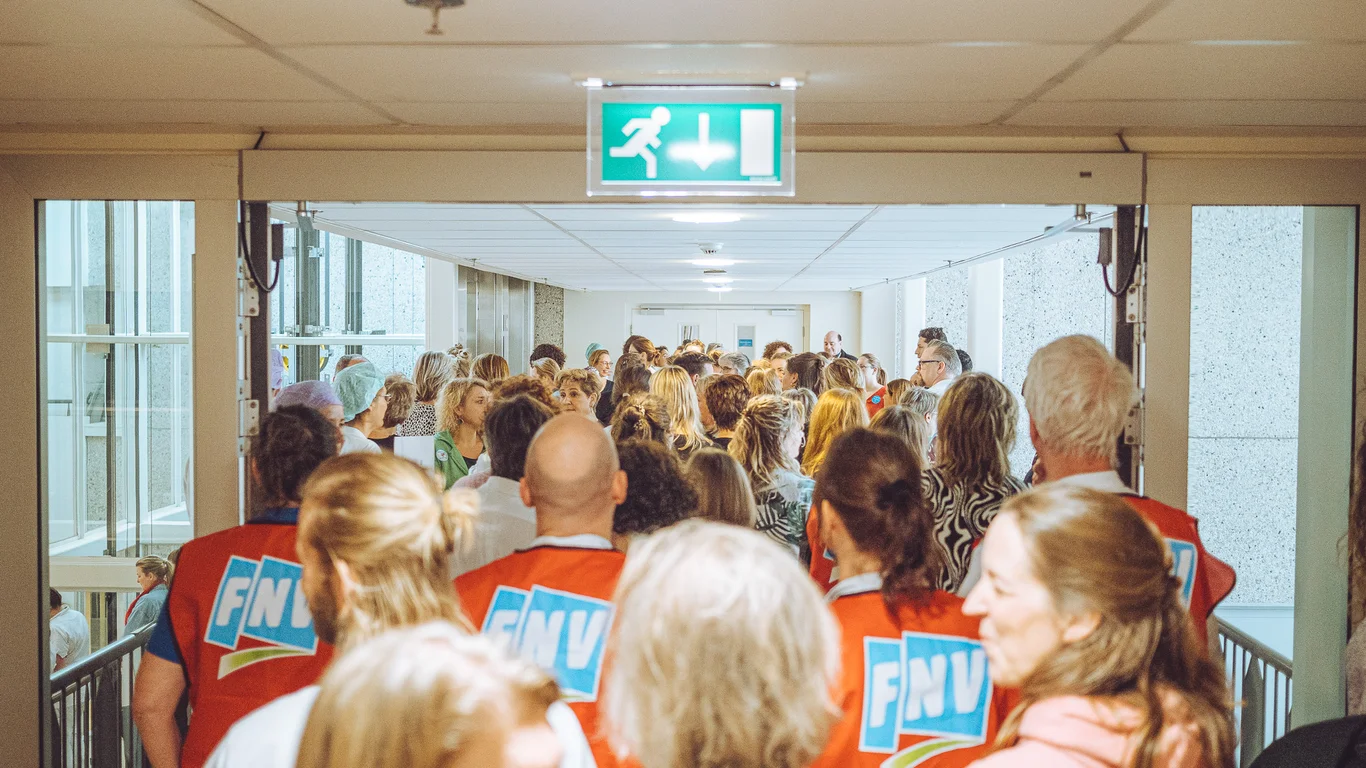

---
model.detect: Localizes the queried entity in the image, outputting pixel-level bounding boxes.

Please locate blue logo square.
[859,637,905,753]
[512,586,614,700]
[1166,538,1198,608]
[205,556,262,649]
[238,556,316,652]
[897,632,991,742]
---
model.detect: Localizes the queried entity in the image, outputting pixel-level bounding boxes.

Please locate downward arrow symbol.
[668,112,735,171]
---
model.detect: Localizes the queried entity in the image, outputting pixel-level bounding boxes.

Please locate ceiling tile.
[0,99,386,126]
[1127,0,1366,42]
[0,46,347,101]
[1009,99,1366,127]
[380,101,583,126]
[284,44,1086,104]
[798,101,1014,125]
[203,0,1145,45]
[2,0,243,45]
[1044,42,1366,101]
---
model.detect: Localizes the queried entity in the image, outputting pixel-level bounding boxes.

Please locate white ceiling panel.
[0,99,386,126]
[379,101,584,126]
[283,44,1086,105]
[1009,99,1366,127]
[797,101,1014,125]
[0,46,344,101]
[203,0,1147,46]
[1045,42,1366,101]
[1,0,243,46]
[1127,0,1366,43]
[295,202,1095,291]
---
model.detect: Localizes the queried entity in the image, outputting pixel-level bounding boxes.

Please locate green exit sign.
[588,87,795,196]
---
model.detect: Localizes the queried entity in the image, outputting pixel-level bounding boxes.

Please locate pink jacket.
[970,694,1206,768]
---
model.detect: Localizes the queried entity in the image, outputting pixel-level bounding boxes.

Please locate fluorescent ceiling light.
[672,212,742,224]
[702,276,734,284]
[708,286,733,293]
[691,258,736,267]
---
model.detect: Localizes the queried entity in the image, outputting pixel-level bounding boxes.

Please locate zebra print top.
[923,467,1028,592]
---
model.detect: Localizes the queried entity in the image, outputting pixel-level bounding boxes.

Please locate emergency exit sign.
[588,86,796,197]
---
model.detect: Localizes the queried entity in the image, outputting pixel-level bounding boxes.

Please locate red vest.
[1122,495,1235,647]
[167,517,332,768]
[807,504,837,593]
[457,542,626,768]
[811,589,1013,768]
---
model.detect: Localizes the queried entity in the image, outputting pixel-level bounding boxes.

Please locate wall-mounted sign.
[587,85,796,197]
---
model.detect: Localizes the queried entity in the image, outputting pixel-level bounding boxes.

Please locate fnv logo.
[1167,538,1198,608]
[480,585,614,702]
[860,632,992,764]
[205,555,318,679]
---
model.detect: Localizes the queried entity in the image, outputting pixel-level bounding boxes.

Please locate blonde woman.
[801,388,869,478]
[649,365,715,461]
[297,625,565,768]
[471,353,510,386]
[123,555,173,637]
[684,448,758,528]
[964,486,1234,767]
[435,377,492,489]
[400,351,455,437]
[604,520,840,768]
[745,367,782,397]
[821,358,863,395]
[729,395,813,559]
[209,453,593,768]
[530,357,561,389]
[926,372,1025,592]
[868,405,931,468]
[856,353,888,417]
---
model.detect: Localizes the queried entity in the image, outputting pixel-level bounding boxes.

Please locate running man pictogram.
[608,106,671,179]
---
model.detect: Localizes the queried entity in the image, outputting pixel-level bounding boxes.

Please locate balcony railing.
[50,622,153,767]
[1218,617,1293,767]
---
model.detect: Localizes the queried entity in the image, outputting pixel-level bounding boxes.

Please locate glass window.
[42,201,193,558]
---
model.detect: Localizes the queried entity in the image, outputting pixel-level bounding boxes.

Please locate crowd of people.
[129,328,1246,768]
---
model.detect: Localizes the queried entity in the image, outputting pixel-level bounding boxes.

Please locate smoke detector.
[691,242,735,268]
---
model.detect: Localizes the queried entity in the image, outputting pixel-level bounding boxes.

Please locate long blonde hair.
[605,521,840,768]
[529,357,562,386]
[745,368,781,397]
[297,623,559,768]
[413,351,455,404]
[801,388,869,477]
[298,454,477,649]
[936,372,1017,487]
[822,358,864,393]
[447,345,472,378]
[436,377,490,434]
[684,448,759,528]
[729,395,801,491]
[992,486,1234,768]
[649,366,710,453]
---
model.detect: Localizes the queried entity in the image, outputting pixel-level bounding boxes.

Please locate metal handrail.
[51,623,153,688]
[1217,618,1293,768]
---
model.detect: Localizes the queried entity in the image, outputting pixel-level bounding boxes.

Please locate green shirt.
[434,430,471,490]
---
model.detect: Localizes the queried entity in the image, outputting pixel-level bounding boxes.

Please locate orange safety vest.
[167,514,332,768]
[456,540,626,768]
[808,504,837,593]
[812,587,1013,768]
[1122,495,1236,647]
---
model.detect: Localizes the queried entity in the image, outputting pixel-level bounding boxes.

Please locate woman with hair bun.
[729,395,813,560]
[964,485,1234,768]
[809,428,1011,768]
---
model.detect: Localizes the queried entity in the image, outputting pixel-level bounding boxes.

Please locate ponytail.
[813,429,938,610]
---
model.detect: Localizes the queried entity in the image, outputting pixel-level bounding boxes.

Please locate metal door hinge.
[1123,395,1144,446]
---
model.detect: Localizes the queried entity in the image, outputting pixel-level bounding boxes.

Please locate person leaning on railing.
[122,555,172,638]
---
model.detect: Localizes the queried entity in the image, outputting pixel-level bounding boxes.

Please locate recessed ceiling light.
[702,276,734,284]
[691,258,736,267]
[708,286,733,293]
[672,212,742,224]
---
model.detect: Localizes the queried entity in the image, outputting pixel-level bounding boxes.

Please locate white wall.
[859,282,898,376]
[564,290,860,365]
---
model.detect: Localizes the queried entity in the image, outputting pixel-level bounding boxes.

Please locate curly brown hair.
[613,439,699,536]
[491,374,555,410]
[704,375,750,431]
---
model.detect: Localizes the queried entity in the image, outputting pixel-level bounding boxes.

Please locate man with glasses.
[918,340,961,396]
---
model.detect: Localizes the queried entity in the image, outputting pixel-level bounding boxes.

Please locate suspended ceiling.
[294,203,1102,292]
[1,0,1364,132]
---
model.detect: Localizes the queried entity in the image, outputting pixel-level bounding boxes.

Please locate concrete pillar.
[1292,206,1357,725]
[425,257,458,352]
[966,258,1004,378]
[1143,205,1193,506]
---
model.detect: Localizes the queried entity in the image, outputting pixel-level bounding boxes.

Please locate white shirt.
[824,572,882,603]
[339,425,381,455]
[529,533,615,550]
[207,685,596,768]
[927,376,956,397]
[1051,469,1132,494]
[451,477,538,577]
[49,606,90,669]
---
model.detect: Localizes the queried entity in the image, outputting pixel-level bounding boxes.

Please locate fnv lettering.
[1166,538,1198,608]
[480,585,614,702]
[860,632,992,755]
[205,555,318,678]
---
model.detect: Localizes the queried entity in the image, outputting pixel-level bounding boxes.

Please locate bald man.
[455,414,627,768]
[823,331,857,361]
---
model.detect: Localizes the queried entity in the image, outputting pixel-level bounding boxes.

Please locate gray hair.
[718,351,751,374]
[1025,335,1137,461]
[924,340,962,377]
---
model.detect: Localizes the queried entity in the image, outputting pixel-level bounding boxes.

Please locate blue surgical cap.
[586,343,605,362]
[334,361,386,422]
[274,380,342,412]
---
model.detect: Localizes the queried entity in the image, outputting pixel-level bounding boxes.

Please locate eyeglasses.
[917,360,940,367]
